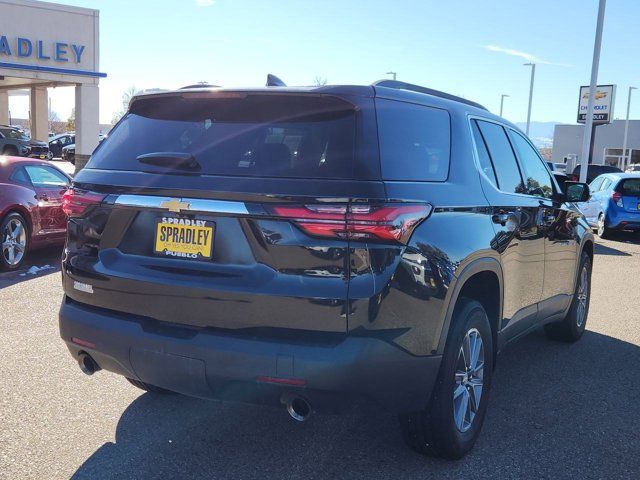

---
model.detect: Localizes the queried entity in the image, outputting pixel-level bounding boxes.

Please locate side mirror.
[565,182,590,202]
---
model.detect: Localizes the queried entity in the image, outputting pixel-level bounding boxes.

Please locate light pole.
[499,94,510,117]
[386,71,397,81]
[579,0,607,184]
[523,63,536,136]
[622,86,636,170]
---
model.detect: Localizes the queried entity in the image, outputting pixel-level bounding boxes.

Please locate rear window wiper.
[136,152,201,172]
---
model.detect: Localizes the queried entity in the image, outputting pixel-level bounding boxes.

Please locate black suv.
[0,125,50,159]
[59,80,594,459]
[570,163,622,183]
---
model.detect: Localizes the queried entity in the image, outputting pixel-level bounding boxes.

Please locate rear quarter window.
[375,99,450,181]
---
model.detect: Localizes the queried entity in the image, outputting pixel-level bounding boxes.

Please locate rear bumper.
[608,211,640,230]
[59,297,441,414]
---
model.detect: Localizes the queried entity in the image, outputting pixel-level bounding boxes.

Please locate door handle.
[492,212,516,226]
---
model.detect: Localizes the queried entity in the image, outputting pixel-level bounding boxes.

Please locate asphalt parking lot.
[1,235,639,479]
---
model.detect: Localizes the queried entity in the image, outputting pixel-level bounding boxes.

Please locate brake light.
[612,191,623,207]
[271,203,432,244]
[62,188,106,217]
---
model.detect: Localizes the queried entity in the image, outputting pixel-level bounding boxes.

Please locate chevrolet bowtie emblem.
[160,198,191,213]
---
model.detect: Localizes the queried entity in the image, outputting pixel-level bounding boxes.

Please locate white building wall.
[552,120,640,165]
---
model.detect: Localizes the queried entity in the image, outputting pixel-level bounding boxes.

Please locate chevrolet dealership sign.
[577,85,616,124]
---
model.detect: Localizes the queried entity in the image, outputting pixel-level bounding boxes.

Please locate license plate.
[154,217,214,260]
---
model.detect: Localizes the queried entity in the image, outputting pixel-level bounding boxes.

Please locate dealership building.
[552,120,640,170]
[553,85,640,171]
[0,0,104,168]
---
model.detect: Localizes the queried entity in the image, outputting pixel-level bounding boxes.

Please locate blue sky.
[12,0,640,125]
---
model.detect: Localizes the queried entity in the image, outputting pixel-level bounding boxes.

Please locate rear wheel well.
[1,208,32,237]
[2,144,19,155]
[455,271,501,365]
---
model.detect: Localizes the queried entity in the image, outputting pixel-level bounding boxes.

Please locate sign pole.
[589,124,598,164]
[579,0,606,184]
[622,86,637,170]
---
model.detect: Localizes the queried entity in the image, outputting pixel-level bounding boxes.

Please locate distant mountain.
[515,121,561,149]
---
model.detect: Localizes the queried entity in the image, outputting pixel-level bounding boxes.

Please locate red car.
[0,156,71,271]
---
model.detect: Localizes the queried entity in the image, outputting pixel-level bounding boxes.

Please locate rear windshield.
[87,94,356,179]
[619,178,640,196]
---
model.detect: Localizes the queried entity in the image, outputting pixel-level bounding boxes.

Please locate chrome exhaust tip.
[286,396,312,422]
[77,352,99,375]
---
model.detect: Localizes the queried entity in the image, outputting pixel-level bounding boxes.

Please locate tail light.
[270,203,432,244]
[62,188,106,217]
[612,191,623,207]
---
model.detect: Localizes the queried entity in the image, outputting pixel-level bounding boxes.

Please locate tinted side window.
[476,120,524,193]
[509,131,553,198]
[471,121,498,188]
[376,99,450,181]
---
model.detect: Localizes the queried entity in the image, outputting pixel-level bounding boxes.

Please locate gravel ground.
[1,234,639,479]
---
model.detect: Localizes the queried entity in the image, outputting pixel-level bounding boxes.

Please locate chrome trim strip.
[114,194,249,215]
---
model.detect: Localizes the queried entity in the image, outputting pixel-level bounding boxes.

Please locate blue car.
[580,173,640,238]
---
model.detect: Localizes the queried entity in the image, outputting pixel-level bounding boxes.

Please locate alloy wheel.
[453,328,484,433]
[576,264,589,328]
[597,215,605,237]
[2,217,27,266]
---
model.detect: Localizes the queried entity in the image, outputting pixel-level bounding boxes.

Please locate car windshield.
[88,94,357,179]
[0,128,29,141]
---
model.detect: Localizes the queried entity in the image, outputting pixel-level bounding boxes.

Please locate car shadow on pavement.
[0,246,63,289]
[594,243,632,256]
[71,329,639,480]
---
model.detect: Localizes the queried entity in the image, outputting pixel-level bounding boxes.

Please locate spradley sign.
[0,35,85,63]
[577,85,616,124]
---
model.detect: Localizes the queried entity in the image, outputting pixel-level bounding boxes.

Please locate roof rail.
[372,79,488,111]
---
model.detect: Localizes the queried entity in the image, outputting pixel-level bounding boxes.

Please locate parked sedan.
[61,144,75,165]
[0,156,71,270]
[580,173,640,238]
[48,133,75,159]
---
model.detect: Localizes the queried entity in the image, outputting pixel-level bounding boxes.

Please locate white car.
[625,164,640,173]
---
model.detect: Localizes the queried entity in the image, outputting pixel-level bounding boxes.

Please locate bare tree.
[111,86,141,125]
[313,76,328,87]
[66,108,75,132]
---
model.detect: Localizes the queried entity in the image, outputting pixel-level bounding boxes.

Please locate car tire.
[2,146,19,156]
[597,213,610,239]
[0,212,29,271]
[399,298,493,460]
[544,252,592,343]
[47,151,53,160]
[125,377,176,394]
